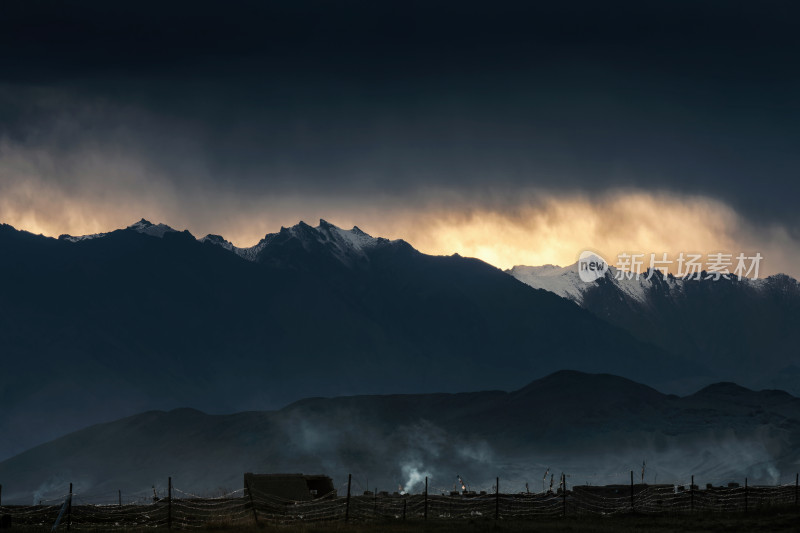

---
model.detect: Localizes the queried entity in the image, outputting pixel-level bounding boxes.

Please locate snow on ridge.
[316,219,379,252]
[509,262,670,305]
[200,232,275,261]
[197,219,382,264]
[309,219,379,265]
[199,234,234,252]
[58,218,177,243]
[58,218,401,266]
[59,232,109,243]
[606,266,652,304]
[231,234,276,262]
[127,219,177,238]
[508,261,777,307]
[508,264,589,303]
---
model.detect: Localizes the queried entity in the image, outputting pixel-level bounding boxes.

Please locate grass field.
[6,503,800,531]
[183,507,800,533]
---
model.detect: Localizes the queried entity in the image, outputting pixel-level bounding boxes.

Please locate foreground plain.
[7,508,799,532]
[201,509,800,532]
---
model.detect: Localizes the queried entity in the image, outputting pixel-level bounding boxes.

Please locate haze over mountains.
[2,219,798,504]
[0,219,699,460]
[1,370,797,505]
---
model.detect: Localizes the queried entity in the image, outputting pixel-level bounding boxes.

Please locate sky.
[1,1,799,275]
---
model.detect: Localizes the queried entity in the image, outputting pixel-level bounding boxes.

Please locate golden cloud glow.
[0,138,795,277]
[345,192,793,277]
[389,193,744,270]
[2,184,795,278]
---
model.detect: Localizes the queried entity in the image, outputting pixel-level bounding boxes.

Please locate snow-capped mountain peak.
[198,234,235,252]
[315,219,379,254]
[60,219,180,242]
[264,219,382,267]
[127,219,178,238]
[508,260,783,307]
[58,218,403,268]
[199,231,275,261]
[58,231,109,243]
[509,262,684,305]
[507,263,588,303]
[197,219,385,266]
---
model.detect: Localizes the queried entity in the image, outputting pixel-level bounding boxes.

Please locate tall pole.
[690,475,694,512]
[424,476,428,521]
[167,477,172,530]
[403,499,407,521]
[495,477,499,520]
[345,474,351,522]
[630,470,634,511]
[67,482,72,531]
[796,473,798,507]
[0,483,3,507]
[118,489,122,507]
[744,477,748,513]
[245,480,259,526]
[562,474,566,516]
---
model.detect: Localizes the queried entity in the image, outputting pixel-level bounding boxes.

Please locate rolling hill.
[0,371,797,504]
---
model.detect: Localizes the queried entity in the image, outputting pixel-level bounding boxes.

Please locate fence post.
[424,476,428,520]
[562,474,566,516]
[744,477,748,513]
[630,470,634,511]
[345,474,351,522]
[690,475,694,512]
[118,489,121,507]
[67,482,72,531]
[495,477,499,520]
[403,499,406,521]
[373,487,377,518]
[167,477,172,530]
[245,480,259,526]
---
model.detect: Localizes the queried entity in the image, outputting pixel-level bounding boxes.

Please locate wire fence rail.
[0,475,798,530]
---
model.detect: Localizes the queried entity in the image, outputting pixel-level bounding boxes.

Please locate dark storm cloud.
[1,1,799,234]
